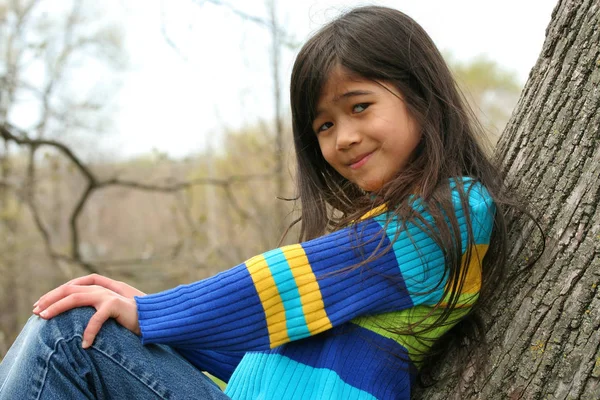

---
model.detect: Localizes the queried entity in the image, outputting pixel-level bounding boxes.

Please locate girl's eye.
[316,122,333,133]
[353,103,369,113]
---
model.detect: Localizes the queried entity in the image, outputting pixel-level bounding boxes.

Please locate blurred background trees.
[450,54,522,142]
[0,0,523,360]
[0,0,125,354]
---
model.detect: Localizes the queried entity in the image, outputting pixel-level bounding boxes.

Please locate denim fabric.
[0,307,230,399]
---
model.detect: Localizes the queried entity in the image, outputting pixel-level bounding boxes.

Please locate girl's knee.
[1,308,95,373]
[28,307,96,346]
[54,306,96,324]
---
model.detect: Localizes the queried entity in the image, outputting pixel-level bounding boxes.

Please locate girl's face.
[312,66,421,192]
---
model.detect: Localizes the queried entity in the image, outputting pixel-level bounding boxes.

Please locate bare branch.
[193,0,299,47]
[194,0,271,28]
[70,181,95,260]
[0,123,96,182]
[24,148,50,245]
[160,0,190,62]
[99,173,275,192]
[161,0,297,59]
[21,142,65,274]
[1,121,278,271]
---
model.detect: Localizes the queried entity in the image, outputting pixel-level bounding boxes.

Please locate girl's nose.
[335,125,361,150]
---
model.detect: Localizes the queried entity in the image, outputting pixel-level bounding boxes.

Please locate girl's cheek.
[317,139,333,161]
[321,152,334,167]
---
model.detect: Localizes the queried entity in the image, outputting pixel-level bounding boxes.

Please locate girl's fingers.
[82,308,110,349]
[66,274,120,292]
[34,285,97,315]
[34,288,141,348]
[65,274,99,286]
[67,274,116,289]
[66,274,145,298]
[34,275,145,309]
[37,289,99,320]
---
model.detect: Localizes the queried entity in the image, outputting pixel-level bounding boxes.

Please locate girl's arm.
[33,274,245,381]
[136,181,495,352]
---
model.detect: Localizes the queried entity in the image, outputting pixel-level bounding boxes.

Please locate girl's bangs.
[293,35,339,130]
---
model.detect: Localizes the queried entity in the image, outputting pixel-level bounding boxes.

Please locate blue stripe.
[263,248,310,340]
[268,324,413,399]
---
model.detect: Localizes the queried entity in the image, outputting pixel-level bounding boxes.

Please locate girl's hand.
[33,275,145,349]
[63,274,145,299]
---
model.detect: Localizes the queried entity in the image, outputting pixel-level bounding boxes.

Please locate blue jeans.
[0,307,230,399]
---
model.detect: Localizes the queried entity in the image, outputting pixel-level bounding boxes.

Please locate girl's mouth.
[349,152,373,169]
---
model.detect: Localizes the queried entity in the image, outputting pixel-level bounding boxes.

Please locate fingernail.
[33,300,39,307]
[33,306,40,314]
[82,340,89,349]
[40,310,48,318]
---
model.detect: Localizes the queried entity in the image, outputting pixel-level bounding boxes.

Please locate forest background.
[0,0,554,358]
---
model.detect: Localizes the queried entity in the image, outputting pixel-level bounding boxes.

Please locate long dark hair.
[290,6,513,384]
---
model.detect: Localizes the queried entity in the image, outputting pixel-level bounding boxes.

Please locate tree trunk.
[268,0,286,234]
[417,1,600,399]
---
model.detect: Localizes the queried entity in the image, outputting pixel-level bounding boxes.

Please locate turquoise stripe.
[263,248,310,340]
[373,213,447,306]
[371,179,493,307]
[226,352,377,400]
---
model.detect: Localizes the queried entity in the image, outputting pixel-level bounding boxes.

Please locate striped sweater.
[135,178,495,399]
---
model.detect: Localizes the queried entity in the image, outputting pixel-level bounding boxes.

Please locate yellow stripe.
[245,254,289,348]
[282,244,333,335]
[440,243,488,307]
[463,243,487,293]
[358,204,387,221]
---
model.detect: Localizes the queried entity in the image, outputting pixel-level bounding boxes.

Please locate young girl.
[0,6,505,399]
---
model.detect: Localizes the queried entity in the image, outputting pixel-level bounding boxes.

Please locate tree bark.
[416,0,600,399]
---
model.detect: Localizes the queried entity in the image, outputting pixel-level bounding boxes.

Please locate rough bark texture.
[417,0,600,399]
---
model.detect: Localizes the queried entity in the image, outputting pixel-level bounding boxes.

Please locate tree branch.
[0,124,96,182]
[0,122,278,272]
[161,0,297,60]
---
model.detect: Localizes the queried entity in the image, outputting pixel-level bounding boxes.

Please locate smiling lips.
[348,152,373,169]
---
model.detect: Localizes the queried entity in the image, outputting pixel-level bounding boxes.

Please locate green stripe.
[352,306,470,366]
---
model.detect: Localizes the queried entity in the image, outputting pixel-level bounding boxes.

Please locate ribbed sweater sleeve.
[136,180,494,364]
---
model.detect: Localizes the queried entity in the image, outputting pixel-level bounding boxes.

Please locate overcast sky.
[108,0,557,159]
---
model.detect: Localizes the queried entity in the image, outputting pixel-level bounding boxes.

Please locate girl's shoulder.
[358,177,493,221]
[355,176,495,244]
[449,176,493,208]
